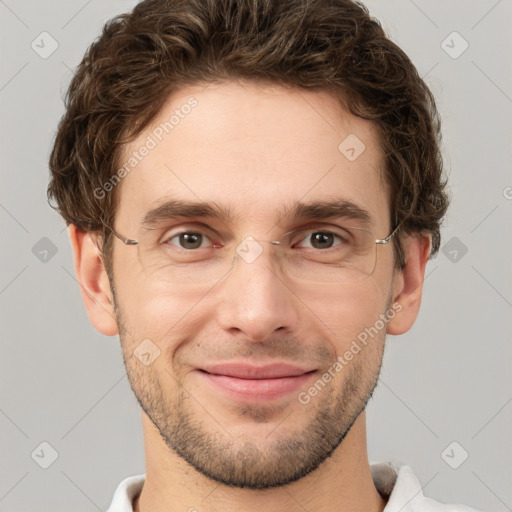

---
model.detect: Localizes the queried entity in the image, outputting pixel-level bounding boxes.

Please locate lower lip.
[196,370,317,402]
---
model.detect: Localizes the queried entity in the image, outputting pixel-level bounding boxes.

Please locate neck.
[133,411,387,512]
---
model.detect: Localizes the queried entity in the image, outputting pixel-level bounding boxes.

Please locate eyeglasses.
[103,221,401,286]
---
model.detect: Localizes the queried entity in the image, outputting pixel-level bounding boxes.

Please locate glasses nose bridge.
[232,234,286,268]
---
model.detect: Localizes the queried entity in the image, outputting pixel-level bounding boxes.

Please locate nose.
[215,241,301,342]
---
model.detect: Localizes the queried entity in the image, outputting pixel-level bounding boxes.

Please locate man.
[47,0,480,510]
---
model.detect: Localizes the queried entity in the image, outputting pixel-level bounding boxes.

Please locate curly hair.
[47,0,449,278]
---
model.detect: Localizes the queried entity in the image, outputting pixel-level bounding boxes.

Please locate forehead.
[115,80,389,234]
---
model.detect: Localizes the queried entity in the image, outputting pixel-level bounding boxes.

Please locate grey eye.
[296,231,345,250]
[309,232,336,249]
[167,232,210,250]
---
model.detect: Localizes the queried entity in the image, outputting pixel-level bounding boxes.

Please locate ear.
[68,224,119,336]
[386,233,431,335]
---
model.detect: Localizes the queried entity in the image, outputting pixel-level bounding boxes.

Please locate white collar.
[106,462,479,511]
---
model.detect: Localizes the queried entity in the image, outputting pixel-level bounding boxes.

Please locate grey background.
[1,0,511,510]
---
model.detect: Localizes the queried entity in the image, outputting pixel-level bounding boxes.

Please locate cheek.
[114,268,206,345]
[292,281,390,359]
[300,279,387,321]
[336,293,384,347]
[116,283,205,385]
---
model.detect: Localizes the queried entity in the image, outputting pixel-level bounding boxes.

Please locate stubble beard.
[111,281,386,489]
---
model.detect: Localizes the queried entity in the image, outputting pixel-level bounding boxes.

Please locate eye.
[165,231,213,250]
[295,230,349,250]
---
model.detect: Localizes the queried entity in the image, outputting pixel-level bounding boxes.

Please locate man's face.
[109,80,399,489]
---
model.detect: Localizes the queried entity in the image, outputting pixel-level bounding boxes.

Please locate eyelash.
[165,231,218,250]
[162,226,349,250]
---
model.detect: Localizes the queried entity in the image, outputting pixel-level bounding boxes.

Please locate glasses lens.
[279,226,377,284]
[137,228,236,287]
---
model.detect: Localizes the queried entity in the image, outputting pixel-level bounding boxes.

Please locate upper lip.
[199,363,315,379]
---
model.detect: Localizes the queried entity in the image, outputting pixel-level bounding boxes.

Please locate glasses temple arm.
[375,222,403,245]
[101,221,139,246]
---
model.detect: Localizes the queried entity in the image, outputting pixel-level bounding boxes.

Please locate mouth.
[195,363,318,402]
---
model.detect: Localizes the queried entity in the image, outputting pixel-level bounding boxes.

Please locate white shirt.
[106,461,482,512]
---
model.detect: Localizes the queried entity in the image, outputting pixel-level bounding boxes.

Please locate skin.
[69,79,431,512]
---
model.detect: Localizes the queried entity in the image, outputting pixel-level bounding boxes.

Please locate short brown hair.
[47,0,448,278]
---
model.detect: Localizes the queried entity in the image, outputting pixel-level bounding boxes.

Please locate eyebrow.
[282,199,372,226]
[141,197,373,228]
[142,199,241,227]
